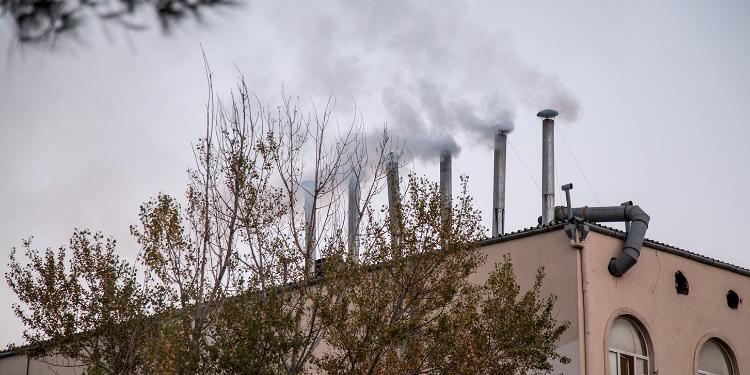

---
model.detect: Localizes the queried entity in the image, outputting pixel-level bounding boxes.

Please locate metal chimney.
[439,150,452,250]
[347,168,360,260]
[439,150,452,211]
[386,152,400,228]
[302,179,316,272]
[537,109,558,225]
[492,130,507,237]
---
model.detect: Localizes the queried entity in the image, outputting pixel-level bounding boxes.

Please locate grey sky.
[1,0,749,346]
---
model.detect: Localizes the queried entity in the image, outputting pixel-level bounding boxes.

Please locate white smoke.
[238,0,580,161]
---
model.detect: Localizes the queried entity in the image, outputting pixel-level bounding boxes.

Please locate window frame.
[607,315,651,375]
[696,338,737,375]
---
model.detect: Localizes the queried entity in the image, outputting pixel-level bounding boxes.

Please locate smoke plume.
[239,0,580,161]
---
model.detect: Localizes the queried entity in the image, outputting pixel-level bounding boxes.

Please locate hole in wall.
[726,290,740,309]
[675,271,689,295]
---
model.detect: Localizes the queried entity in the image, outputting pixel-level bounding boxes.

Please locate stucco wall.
[0,354,82,375]
[0,355,27,375]
[478,229,583,375]
[581,231,749,375]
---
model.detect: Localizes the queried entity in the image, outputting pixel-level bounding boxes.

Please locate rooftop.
[478,222,750,278]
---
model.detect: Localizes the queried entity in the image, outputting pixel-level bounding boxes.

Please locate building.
[2,112,748,374]
[474,221,749,374]
[2,221,747,375]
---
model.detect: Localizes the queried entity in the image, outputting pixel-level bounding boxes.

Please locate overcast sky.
[1,0,749,346]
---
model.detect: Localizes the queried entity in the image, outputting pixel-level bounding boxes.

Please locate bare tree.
[5,64,569,375]
[126,59,393,373]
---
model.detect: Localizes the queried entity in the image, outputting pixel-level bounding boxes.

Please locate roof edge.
[0,350,19,359]
[476,223,567,247]
[477,222,750,278]
[588,224,750,277]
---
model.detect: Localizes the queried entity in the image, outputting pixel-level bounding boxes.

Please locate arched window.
[698,339,736,375]
[608,316,650,375]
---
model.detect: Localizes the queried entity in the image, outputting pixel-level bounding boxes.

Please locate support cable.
[508,138,541,193]
[557,126,603,205]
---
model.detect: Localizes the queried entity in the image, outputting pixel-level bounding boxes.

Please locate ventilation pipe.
[302,179,316,273]
[554,205,650,276]
[347,168,360,260]
[492,130,507,237]
[386,152,400,240]
[538,109,558,225]
[439,150,452,213]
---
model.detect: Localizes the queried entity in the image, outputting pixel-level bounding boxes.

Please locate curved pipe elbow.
[625,205,650,225]
[608,248,640,277]
[610,205,649,277]
[555,204,650,277]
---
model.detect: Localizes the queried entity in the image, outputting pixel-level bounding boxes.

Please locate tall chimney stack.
[386,152,400,231]
[439,150,453,240]
[537,109,558,225]
[439,150,452,210]
[492,130,507,237]
[302,179,316,272]
[347,168,360,260]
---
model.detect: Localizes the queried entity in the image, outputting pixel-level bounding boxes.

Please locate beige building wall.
[478,229,583,375]
[0,354,82,375]
[0,355,27,375]
[580,230,749,375]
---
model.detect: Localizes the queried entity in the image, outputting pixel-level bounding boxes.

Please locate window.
[698,339,736,375]
[608,316,650,375]
[726,290,740,309]
[675,271,689,295]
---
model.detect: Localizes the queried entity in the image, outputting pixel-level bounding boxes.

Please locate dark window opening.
[675,271,689,295]
[726,290,740,309]
[619,354,634,375]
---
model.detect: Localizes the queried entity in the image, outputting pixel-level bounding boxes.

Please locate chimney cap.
[537,109,559,119]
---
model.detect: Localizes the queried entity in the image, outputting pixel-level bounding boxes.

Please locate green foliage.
[478,256,571,373]
[208,288,294,375]
[427,254,571,374]
[5,230,153,374]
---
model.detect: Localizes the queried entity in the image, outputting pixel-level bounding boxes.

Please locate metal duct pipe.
[492,130,507,237]
[538,109,558,225]
[347,168,360,259]
[386,152,400,231]
[439,150,452,211]
[554,205,651,276]
[439,151,453,238]
[302,180,316,272]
